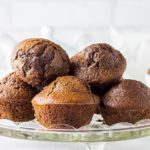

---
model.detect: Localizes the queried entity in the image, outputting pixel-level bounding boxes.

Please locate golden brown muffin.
[70,43,126,95]
[101,79,150,125]
[11,38,70,89]
[0,72,38,122]
[32,76,99,129]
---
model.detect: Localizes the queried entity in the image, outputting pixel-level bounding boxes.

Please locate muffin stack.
[0,38,150,128]
[0,38,71,123]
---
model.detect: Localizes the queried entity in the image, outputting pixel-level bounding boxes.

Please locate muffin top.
[32,76,99,104]
[71,43,126,86]
[0,72,37,100]
[12,38,51,53]
[11,38,70,89]
[101,79,150,110]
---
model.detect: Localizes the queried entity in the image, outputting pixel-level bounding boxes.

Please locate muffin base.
[33,104,98,129]
[0,99,34,122]
[101,108,150,125]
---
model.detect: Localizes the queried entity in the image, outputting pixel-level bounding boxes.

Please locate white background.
[0,0,150,149]
[0,0,150,82]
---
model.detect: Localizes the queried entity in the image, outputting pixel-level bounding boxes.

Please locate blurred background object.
[0,31,16,78]
[145,69,150,88]
[0,0,150,84]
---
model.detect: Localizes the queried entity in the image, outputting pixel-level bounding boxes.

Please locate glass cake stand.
[0,115,150,150]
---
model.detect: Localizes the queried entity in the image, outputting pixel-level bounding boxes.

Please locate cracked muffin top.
[0,72,37,100]
[11,38,70,89]
[32,76,99,104]
[70,43,126,86]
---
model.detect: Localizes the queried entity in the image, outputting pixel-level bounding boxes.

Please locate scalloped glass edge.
[0,114,150,142]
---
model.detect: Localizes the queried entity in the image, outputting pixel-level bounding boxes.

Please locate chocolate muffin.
[32,76,99,129]
[101,79,150,125]
[70,43,126,95]
[11,38,70,89]
[0,72,38,122]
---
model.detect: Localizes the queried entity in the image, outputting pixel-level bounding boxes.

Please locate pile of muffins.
[0,38,150,129]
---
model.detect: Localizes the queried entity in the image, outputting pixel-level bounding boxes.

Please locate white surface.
[11,1,112,28]
[0,136,85,150]
[114,0,150,27]
[0,3,10,28]
[0,136,150,150]
[1,0,150,28]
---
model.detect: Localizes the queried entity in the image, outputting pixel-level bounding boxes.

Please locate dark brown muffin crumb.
[101,79,150,125]
[33,104,97,129]
[0,72,38,122]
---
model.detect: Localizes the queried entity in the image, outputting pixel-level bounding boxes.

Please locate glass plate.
[0,114,150,143]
